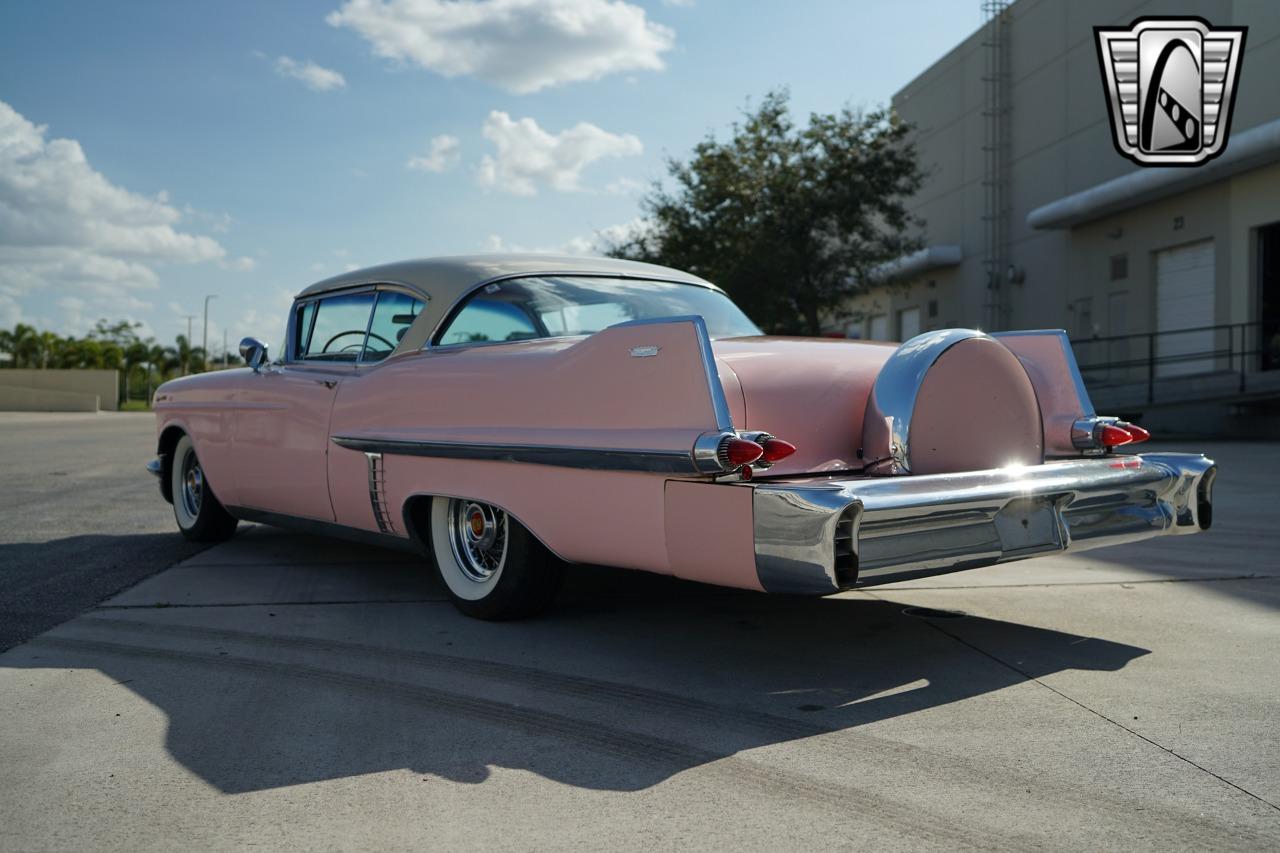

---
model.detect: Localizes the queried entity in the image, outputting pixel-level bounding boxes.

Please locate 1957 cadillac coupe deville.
[148,255,1216,619]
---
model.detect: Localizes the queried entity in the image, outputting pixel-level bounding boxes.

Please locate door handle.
[315,379,338,389]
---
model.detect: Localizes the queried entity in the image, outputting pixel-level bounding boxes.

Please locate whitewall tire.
[170,433,238,543]
[429,496,563,619]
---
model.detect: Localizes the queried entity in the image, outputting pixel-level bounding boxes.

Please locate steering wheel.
[321,330,396,354]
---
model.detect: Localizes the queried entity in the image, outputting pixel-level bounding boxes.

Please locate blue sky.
[0,0,982,350]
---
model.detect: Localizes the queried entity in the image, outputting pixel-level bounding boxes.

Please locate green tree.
[608,90,925,335]
[9,324,38,368]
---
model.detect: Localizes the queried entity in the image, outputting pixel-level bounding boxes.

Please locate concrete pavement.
[0,415,1277,850]
[0,412,208,650]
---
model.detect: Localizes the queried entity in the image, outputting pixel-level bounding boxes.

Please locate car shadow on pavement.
[2,552,1151,796]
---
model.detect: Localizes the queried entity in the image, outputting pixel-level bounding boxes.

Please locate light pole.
[202,294,218,372]
[183,315,195,375]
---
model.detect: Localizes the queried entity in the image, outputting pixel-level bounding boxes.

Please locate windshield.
[435,275,761,347]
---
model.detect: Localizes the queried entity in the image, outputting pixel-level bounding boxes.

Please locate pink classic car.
[148,255,1216,619]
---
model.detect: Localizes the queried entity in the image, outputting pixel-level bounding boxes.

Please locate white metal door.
[1155,240,1214,377]
[897,307,921,341]
[869,315,888,341]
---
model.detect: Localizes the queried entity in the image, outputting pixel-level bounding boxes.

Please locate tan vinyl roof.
[297,254,714,302]
[293,254,718,357]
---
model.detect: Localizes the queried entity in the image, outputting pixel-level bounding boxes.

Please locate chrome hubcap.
[180,450,203,519]
[448,499,507,582]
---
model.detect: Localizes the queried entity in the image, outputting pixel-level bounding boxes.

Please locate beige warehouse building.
[846,0,1280,432]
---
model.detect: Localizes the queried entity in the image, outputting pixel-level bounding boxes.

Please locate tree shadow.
[2,539,1151,797]
[0,533,208,651]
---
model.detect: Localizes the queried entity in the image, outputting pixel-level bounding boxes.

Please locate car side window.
[363,292,425,362]
[293,300,318,359]
[438,295,539,346]
[300,292,376,361]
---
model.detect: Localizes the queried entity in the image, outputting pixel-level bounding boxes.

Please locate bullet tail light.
[1072,417,1149,452]
[718,436,764,469]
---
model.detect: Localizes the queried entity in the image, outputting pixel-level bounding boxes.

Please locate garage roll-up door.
[1155,240,1214,377]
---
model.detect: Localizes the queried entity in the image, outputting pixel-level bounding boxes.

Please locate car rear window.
[434,276,760,347]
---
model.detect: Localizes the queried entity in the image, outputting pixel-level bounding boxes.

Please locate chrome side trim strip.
[332,435,703,474]
[146,458,162,478]
[366,452,395,533]
[337,316,737,476]
[861,328,989,475]
[749,453,1216,594]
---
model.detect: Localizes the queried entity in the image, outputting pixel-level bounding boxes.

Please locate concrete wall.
[0,369,117,411]
[0,384,100,412]
[846,0,1280,344]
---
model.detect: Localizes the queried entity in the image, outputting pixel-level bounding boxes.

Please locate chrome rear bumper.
[750,453,1216,594]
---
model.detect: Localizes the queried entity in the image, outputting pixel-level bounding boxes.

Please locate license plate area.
[993,495,1065,558]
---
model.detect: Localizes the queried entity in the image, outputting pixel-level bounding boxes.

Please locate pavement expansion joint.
[866,589,1280,813]
[881,573,1276,591]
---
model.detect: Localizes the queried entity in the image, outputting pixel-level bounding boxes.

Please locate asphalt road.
[0,413,208,650]
[1,413,1278,851]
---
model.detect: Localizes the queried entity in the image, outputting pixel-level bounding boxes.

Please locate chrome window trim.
[285,282,427,364]
[424,273,731,350]
[426,333,591,354]
[862,328,989,475]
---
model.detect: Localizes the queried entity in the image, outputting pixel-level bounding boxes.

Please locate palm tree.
[146,343,169,401]
[36,331,61,369]
[11,324,37,368]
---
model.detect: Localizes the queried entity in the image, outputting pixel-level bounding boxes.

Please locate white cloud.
[274,56,348,91]
[327,0,674,94]
[604,176,645,196]
[0,99,234,332]
[477,111,641,196]
[407,134,460,172]
[219,255,257,272]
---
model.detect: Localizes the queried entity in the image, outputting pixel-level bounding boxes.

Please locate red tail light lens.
[720,437,764,467]
[760,438,797,463]
[1098,424,1133,447]
[1123,424,1151,443]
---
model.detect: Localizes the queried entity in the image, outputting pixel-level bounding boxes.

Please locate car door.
[232,290,377,521]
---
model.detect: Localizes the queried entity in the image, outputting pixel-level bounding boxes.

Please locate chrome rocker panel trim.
[751,452,1216,594]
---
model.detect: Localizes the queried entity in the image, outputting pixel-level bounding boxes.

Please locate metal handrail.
[1069,321,1277,405]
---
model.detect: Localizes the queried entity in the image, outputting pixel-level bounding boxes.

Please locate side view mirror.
[239,337,269,372]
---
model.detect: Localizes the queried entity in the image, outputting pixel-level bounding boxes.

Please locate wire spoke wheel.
[447,499,508,583]
[429,494,563,618]
[179,448,204,520]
